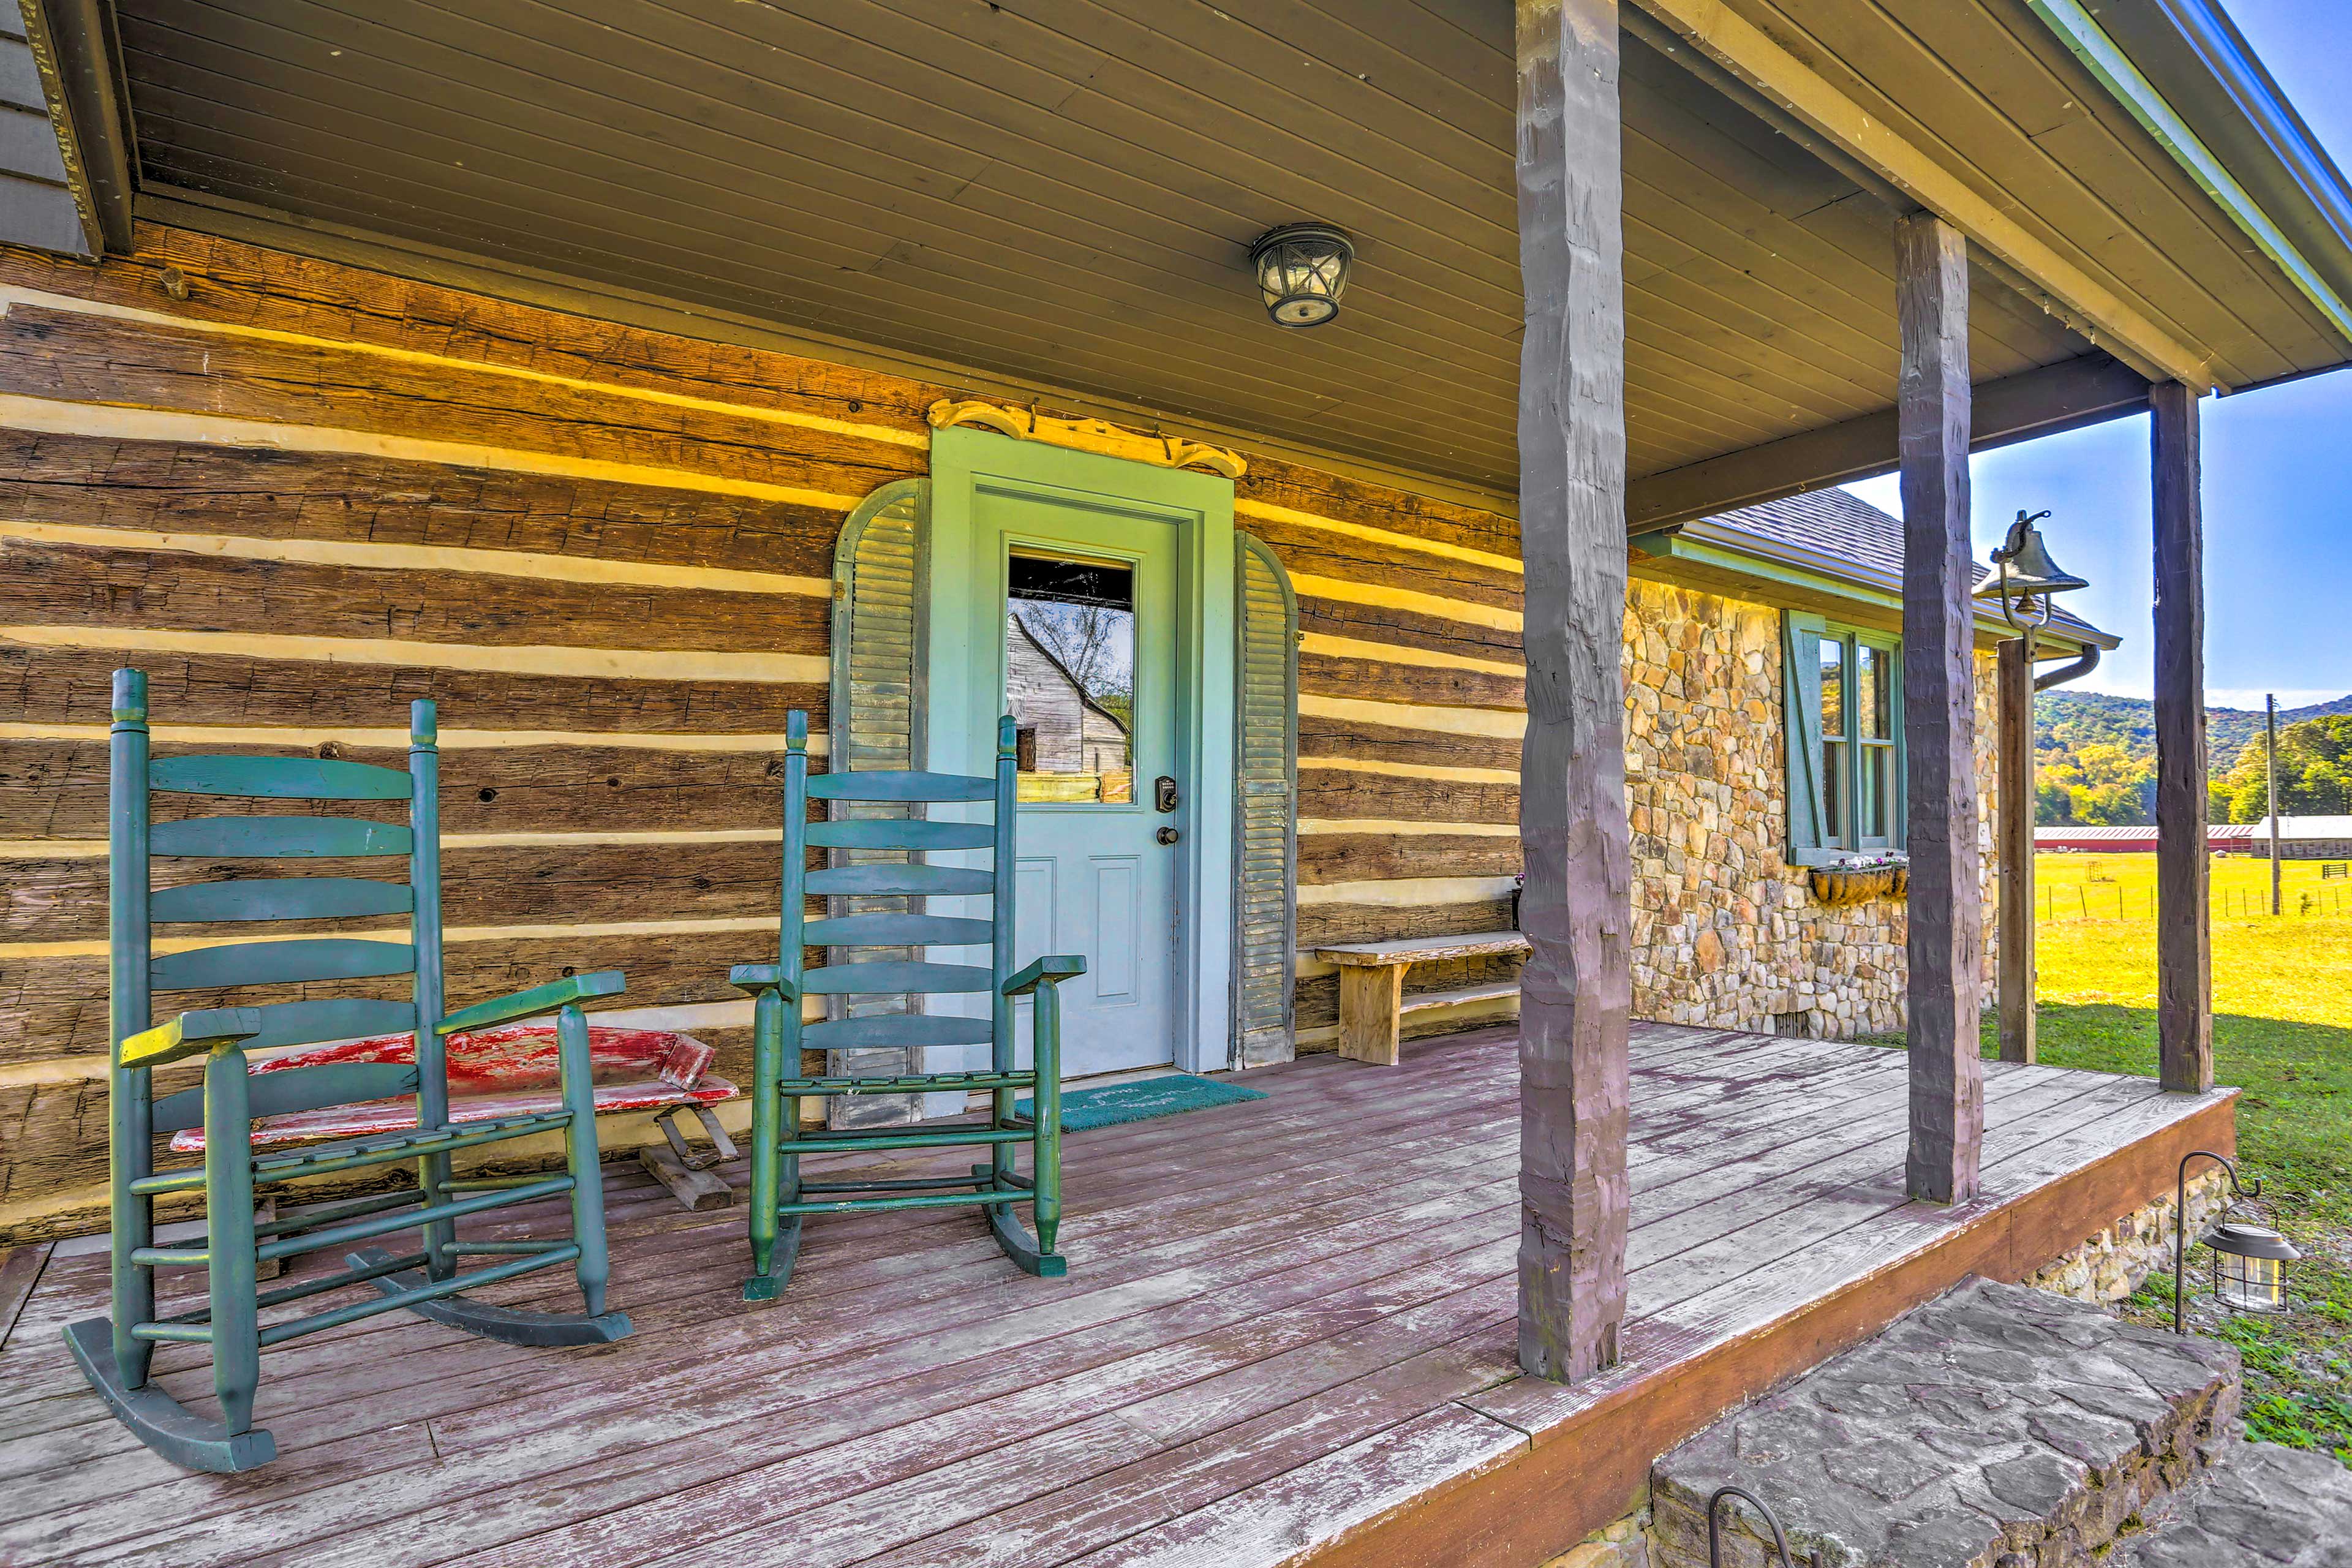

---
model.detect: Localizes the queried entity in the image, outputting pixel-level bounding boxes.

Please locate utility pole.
[2267,693,2282,915]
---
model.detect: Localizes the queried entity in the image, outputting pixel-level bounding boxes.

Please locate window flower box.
[1808,854,1909,907]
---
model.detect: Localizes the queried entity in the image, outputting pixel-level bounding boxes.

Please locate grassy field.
[2027,852,2352,1463]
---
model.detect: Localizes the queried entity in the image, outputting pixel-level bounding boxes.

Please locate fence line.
[2037,882,2351,921]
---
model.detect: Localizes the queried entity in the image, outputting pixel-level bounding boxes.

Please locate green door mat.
[1017,1073,1267,1133]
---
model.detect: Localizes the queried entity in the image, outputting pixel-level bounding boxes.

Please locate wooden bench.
[1311,930,1531,1066]
[171,1022,741,1210]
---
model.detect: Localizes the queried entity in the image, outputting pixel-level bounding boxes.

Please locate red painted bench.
[170,1023,739,1208]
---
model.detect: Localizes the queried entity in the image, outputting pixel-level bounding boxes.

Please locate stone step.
[1649,1276,2243,1568]
[2119,1439,2352,1567]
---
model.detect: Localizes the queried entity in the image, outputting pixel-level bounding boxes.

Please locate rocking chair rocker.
[731,712,1084,1300]
[66,670,632,1473]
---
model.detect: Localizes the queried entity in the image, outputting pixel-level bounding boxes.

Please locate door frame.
[926,424,1237,1076]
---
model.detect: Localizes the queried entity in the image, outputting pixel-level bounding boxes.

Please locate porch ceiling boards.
[0,1024,2234,1568]
[105,1,2343,504]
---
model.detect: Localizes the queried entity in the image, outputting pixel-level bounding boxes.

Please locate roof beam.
[1625,352,2150,532]
[18,0,133,254]
[1627,0,2217,390]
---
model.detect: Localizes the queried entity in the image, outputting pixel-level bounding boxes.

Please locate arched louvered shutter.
[1232,532,1298,1068]
[827,480,930,1126]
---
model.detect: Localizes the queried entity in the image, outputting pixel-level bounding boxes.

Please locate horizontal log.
[0,737,792,839]
[1242,512,1523,616]
[1,838,795,943]
[0,927,772,1065]
[1295,596,1524,665]
[1298,650,1525,712]
[0,227,944,440]
[0,645,827,733]
[0,537,829,654]
[1297,897,1517,949]
[0,428,854,578]
[1297,714,1523,774]
[1298,833,1524,885]
[1239,456,1520,563]
[1297,768,1518,824]
[0,306,925,500]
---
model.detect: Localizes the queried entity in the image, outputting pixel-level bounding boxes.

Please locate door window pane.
[1006,552,1136,804]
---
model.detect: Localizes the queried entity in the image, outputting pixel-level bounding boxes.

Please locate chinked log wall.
[0,225,1536,1242]
[0,227,2000,1242]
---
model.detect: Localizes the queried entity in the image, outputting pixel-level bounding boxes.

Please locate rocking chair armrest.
[726,964,801,1001]
[117,1007,266,1069]
[1004,956,1087,997]
[435,970,627,1036]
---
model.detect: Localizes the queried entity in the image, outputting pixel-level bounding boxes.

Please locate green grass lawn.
[1879,851,2352,1464]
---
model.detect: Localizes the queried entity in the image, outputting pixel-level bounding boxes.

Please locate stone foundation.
[1539,1495,1653,1568]
[2023,1166,2231,1305]
[1621,579,2002,1042]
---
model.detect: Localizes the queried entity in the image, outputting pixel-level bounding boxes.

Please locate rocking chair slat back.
[189,996,421,1056]
[806,863,995,898]
[152,1061,424,1136]
[801,960,997,995]
[807,769,998,803]
[150,754,413,801]
[802,1013,999,1050]
[150,876,417,924]
[807,817,997,851]
[149,937,418,993]
[149,816,415,859]
[736,711,1083,1301]
[804,913,993,948]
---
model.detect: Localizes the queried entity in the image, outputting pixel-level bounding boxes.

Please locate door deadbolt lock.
[1156,826,1180,846]
[1154,776,1178,813]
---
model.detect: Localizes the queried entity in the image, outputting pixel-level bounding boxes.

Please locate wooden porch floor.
[0,1023,2234,1568]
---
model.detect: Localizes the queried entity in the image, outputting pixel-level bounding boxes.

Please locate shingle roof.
[1698,488,2111,643]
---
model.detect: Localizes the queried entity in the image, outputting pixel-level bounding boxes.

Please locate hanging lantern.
[2206,1220,2301,1313]
[2174,1150,2302,1332]
[1249,224,1354,327]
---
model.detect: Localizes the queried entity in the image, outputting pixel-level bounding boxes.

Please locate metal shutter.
[1232,532,1298,1068]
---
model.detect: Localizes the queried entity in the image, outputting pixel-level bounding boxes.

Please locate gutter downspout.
[2034,645,2101,692]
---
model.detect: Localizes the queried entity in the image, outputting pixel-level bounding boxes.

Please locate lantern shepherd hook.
[1708,1487,1817,1568]
[2175,1149,2257,1335]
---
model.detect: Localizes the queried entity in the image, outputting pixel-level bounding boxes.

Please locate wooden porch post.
[1514,0,1632,1382]
[1896,211,1984,1205]
[2152,382,2214,1091]
[1996,636,2035,1063]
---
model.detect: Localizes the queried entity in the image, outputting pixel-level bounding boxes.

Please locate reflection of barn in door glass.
[1006,552,1136,804]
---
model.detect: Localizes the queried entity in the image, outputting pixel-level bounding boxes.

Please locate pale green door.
[926,424,1238,1078]
[968,494,1180,1075]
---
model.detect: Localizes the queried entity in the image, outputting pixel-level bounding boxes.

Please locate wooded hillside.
[2035,690,2352,824]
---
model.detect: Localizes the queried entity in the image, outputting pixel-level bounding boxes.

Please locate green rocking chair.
[66,669,632,1474]
[731,712,1085,1300]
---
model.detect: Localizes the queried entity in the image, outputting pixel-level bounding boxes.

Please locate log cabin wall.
[0,225,1997,1242]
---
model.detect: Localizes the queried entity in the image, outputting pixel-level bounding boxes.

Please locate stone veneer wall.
[1622,577,2002,1040]
[2024,1166,2233,1305]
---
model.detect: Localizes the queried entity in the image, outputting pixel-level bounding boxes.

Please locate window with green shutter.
[1783,611,1904,862]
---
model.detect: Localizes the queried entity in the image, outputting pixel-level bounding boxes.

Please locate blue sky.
[1843,0,2352,710]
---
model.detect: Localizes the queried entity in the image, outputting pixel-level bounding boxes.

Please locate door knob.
[1156,826,1180,846]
